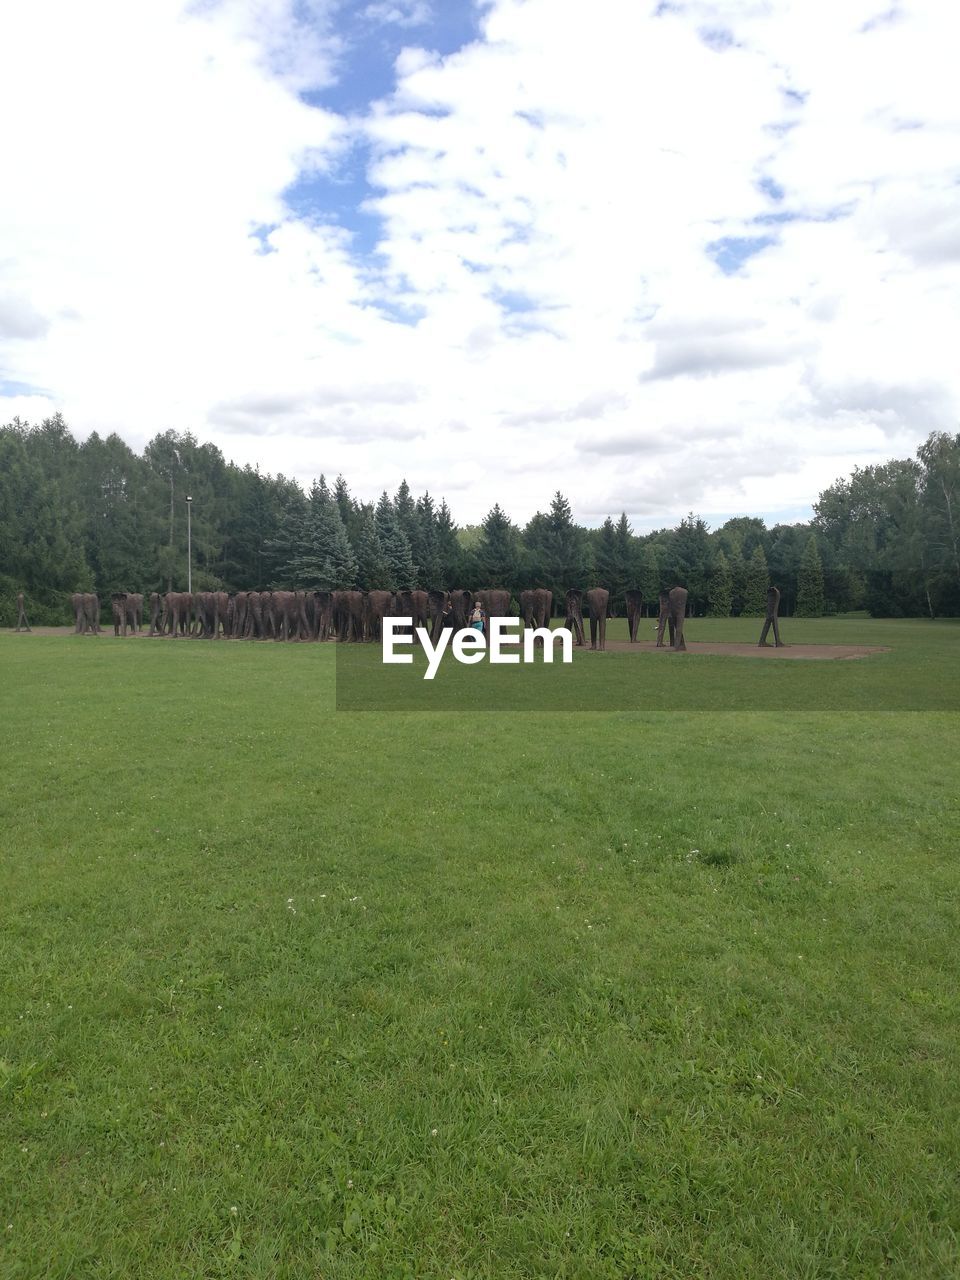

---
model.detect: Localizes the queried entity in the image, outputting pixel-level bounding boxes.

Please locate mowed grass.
[335,615,960,711]
[1,620,959,1279]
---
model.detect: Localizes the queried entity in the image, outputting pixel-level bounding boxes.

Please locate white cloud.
[0,0,958,530]
[0,295,49,340]
[362,0,432,28]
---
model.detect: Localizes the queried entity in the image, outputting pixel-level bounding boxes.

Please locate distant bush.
[0,576,76,627]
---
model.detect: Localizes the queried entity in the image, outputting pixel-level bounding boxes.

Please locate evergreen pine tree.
[375,491,416,589]
[375,491,394,535]
[380,516,415,591]
[547,491,592,588]
[728,548,747,616]
[285,478,357,588]
[523,492,591,592]
[414,492,441,588]
[796,534,826,616]
[615,513,636,592]
[594,517,623,597]
[435,499,461,587]
[264,490,310,587]
[333,474,357,539]
[393,480,418,543]
[353,505,389,590]
[477,503,520,586]
[637,543,660,614]
[707,548,733,617]
[742,544,770,616]
[670,513,712,613]
[520,512,549,588]
[312,502,358,589]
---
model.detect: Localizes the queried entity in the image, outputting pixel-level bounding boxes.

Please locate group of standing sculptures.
[65,583,783,648]
[64,586,783,650]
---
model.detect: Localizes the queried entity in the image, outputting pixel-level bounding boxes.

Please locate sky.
[0,0,958,531]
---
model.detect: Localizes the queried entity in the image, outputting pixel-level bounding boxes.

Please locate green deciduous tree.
[918,431,960,611]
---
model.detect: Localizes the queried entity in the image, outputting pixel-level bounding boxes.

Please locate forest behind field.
[1,414,958,624]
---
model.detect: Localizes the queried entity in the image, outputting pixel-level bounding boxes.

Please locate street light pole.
[186,496,193,594]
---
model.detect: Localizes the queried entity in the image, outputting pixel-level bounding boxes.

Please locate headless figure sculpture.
[758,586,783,647]
[656,587,687,650]
[15,592,31,632]
[565,589,585,646]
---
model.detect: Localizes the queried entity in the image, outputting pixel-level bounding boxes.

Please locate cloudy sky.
[1,0,957,529]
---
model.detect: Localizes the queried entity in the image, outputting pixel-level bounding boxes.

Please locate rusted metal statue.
[311,590,334,641]
[124,593,143,633]
[15,592,30,632]
[71,592,100,634]
[586,587,610,651]
[656,587,687,650]
[364,590,394,643]
[397,589,432,644]
[520,588,552,646]
[148,592,163,636]
[111,592,129,636]
[565,588,585,646]
[758,585,783,647]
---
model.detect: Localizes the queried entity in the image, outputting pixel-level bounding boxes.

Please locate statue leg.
[673,611,686,651]
[759,619,771,647]
[773,617,782,646]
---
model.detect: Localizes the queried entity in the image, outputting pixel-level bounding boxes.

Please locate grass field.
[2,618,959,1278]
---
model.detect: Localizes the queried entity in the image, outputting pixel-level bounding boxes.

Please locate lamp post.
[185,495,193,594]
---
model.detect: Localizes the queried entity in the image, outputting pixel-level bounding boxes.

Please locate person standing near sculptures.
[758,585,783,647]
[15,592,31,632]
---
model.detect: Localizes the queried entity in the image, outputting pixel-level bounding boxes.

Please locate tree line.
[1,413,958,624]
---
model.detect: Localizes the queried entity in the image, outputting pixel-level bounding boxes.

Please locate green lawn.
[335,615,960,711]
[2,619,959,1278]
